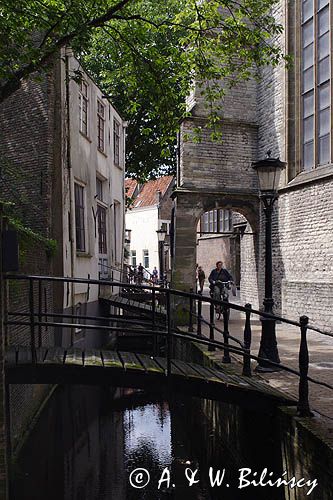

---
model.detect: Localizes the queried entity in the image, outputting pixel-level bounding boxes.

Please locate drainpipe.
[121,121,128,276]
[65,50,76,326]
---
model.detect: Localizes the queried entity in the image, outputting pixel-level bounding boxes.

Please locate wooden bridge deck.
[103,294,166,316]
[5,346,296,411]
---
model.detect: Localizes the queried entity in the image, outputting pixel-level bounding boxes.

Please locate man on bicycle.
[208,261,233,298]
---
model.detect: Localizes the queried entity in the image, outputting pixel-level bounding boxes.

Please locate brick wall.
[272,178,333,327]
[0,70,58,451]
[196,235,233,281]
[180,118,258,192]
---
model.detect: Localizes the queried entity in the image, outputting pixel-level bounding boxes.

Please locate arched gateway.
[171,77,262,310]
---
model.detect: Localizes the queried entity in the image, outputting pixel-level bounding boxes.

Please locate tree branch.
[0,0,134,103]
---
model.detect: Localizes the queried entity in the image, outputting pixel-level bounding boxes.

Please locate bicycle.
[210,280,232,321]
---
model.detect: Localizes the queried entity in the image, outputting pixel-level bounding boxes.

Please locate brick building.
[0,48,125,452]
[174,0,333,330]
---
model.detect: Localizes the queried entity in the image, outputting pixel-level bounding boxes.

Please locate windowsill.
[98,148,107,158]
[76,252,93,258]
[97,200,108,209]
[197,233,231,241]
[114,162,123,170]
[79,131,92,143]
[280,163,333,193]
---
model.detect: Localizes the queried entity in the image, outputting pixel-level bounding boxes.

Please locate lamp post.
[164,241,170,284]
[252,152,286,372]
[156,229,167,284]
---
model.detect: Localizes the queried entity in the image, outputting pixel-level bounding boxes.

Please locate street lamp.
[252,152,286,372]
[156,229,167,283]
[163,241,170,282]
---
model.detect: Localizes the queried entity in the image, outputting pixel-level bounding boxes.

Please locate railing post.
[297,315,313,417]
[222,306,231,363]
[44,287,48,332]
[87,273,90,302]
[188,288,194,333]
[209,302,215,352]
[197,298,202,337]
[38,279,42,347]
[166,290,172,377]
[152,287,157,356]
[242,303,252,377]
[29,278,36,363]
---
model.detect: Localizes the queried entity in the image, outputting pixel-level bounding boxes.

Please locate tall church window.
[301,0,331,170]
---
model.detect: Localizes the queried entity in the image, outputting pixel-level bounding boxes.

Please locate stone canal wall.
[175,339,333,500]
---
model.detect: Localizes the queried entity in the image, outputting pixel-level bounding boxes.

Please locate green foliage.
[0,0,286,179]
[3,212,58,261]
[82,0,287,179]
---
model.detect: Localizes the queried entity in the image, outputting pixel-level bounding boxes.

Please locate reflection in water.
[10,386,212,500]
[10,385,282,500]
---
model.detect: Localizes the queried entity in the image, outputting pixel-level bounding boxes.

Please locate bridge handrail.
[4,273,333,418]
[3,274,301,327]
[6,310,333,394]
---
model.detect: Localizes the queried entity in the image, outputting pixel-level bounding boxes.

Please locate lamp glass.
[260,166,281,191]
[156,229,167,242]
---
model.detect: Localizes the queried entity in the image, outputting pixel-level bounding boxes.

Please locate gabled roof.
[130,176,174,208]
[125,179,138,199]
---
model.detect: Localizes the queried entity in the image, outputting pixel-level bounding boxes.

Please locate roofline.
[67,48,125,122]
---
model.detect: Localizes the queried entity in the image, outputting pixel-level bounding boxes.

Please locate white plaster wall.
[61,53,125,306]
[125,206,159,274]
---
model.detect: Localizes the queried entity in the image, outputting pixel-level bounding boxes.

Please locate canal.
[10,384,286,500]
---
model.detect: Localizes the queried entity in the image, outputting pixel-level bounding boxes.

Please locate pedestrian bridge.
[5,346,295,411]
[4,274,330,417]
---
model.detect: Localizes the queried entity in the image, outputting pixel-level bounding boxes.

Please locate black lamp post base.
[255,316,281,372]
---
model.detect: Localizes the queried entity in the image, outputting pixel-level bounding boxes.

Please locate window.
[79,81,88,136]
[113,119,120,165]
[97,206,107,254]
[74,183,85,252]
[99,257,109,279]
[301,0,331,170]
[143,249,149,268]
[96,177,107,254]
[96,177,103,201]
[97,100,105,152]
[200,209,233,234]
[131,250,137,267]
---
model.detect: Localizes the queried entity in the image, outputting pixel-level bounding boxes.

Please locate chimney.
[156,190,162,204]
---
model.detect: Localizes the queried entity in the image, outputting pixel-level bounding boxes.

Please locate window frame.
[143,249,149,269]
[200,209,233,235]
[97,204,107,254]
[113,119,120,166]
[79,80,88,137]
[298,0,332,173]
[96,177,103,202]
[97,100,105,152]
[131,250,137,267]
[74,182,86,252]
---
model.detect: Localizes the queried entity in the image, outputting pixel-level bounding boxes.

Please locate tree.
[0,0,285,179]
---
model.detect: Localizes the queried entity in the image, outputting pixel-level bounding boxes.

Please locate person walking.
[197,266,205,294]
[137,263,144,284]
[152,266,158,284]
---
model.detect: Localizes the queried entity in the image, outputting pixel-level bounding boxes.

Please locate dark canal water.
[10,385,285,500]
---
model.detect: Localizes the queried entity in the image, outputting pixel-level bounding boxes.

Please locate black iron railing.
[3,274,333,417]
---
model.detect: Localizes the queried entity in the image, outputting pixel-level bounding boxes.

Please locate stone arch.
[171,189,261,307]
